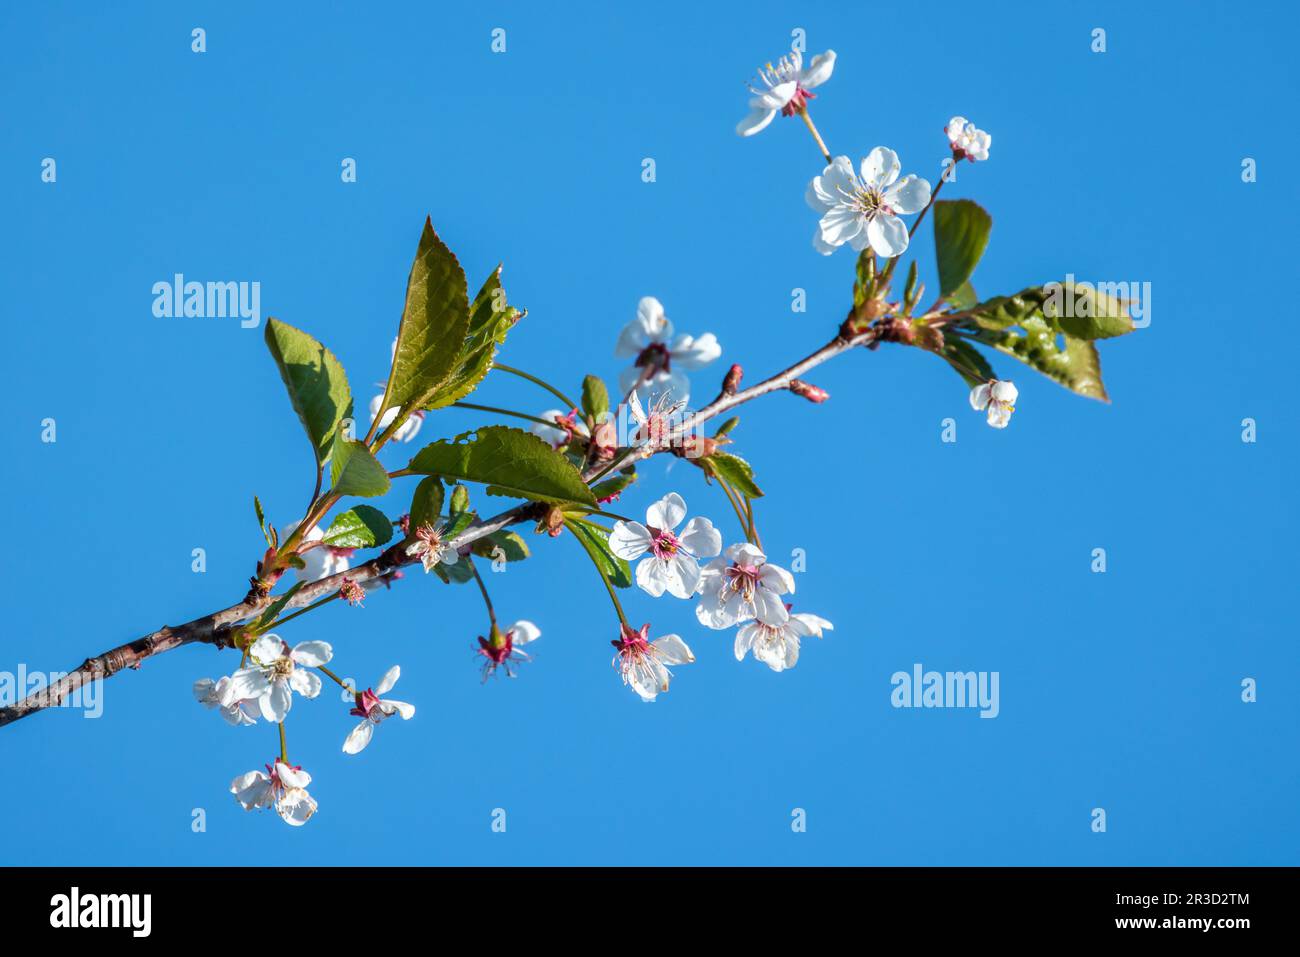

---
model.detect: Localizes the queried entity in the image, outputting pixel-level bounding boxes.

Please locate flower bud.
[723,364,743,395]
[789,379,830,403]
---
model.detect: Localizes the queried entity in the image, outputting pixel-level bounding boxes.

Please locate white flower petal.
[608,521,653,560]
[289,669,321,699]
[508,621,541,645]
[248,635,285,665]
[866,213,909,258]
[652,634,695,665]
[343,720,374,755]
[884,174,931,215]
[290,640,333,668]
[669,333,721,370]
[376,665,401,696]
[646,492,688,531]
[635,557,670,597]
[800,50,836,89]
[736,107,777,136]
[679,516,722,558]
[861,147,901,189]
[969,383,991,410]
[276,788,317,826]
[260,681,292,723]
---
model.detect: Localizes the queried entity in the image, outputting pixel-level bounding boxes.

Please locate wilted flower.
[406,522,459,572]
[342,666,416,754]
[611,623,694,702]
[476,620,541,680]
[230,760,318,826]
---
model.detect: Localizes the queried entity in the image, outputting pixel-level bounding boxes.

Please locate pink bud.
[789,379,829,403]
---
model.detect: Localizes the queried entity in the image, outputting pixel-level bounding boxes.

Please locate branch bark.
[0,326,877,728]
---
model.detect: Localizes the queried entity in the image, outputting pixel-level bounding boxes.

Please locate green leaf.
[254,496,273,548]
[938,336,995,388]
[432,556,476,585]
[1042,281,1134,339]
[471,529,530,562]
[966,287,1048,331]
[567,519,632,588]
[263,318,353,466]
[970,317,1109,402]
[427,265,522,409]
[714,417,740,437]
[590,470,637,502]
[450,484,470,514]
[255,581,306,631]
[330,437,392,498]
[409,476,444,529]
[704,452,764,499]
[581,375,609,420]
[378,218,472,425]
[444,510,476,538]
[408,426,597,506]
[933,200,992,298]
[322,505,393,549]
[948,281,978,311]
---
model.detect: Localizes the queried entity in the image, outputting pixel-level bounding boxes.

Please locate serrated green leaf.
[969,318,1109,402]
[581,375,609,420]
[330,437,391,498]
[445,510,476,538]
[427,266,522,409]
[704,452,764,499]
[933,200,992,298]
[409,476,444,529]
[408,426,597,506]
[263,318,353,466]
[1042,281,1134,339]
[471,530,530,562]
[377,218,471,427]
[590,470,637,502]
[322,505,393,549]
[948,281,978,311]
[938,336,995,388]
[567,519,632,588]
[966,287,1049,332]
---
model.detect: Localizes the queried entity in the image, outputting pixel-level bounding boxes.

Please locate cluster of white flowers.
[195,631,417,826]
[605,495,834,699]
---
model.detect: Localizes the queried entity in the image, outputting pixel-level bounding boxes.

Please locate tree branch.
[0,325,879,728]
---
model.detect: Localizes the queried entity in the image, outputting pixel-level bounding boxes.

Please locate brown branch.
[0,325,881,728]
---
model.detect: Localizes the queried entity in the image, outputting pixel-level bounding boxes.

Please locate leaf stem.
[278,722,288,763]
[493,363,580,412]
[318,664,353,693]
[265,593,339,630]
[880,166,949,287]
[453,401,565,429]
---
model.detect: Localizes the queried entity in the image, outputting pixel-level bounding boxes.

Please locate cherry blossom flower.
[369,394,424,444]
[230,760,318,826]
[192,676,257,726]
[609,493,721,599]
[530,408,589,449]
[338,577,365,606]
[696,543,796,630]
[406,522,459,572]
[342,666,416,754]
[614,296,720,405]
[736,48,837,136]
[946,116,991,162]
[806,149,931,258]
[611,623,694,702]
[476,620,541,681]
[285,522,353,583]
[735,608,833,673]
[969,379,1018,429]
[223,634,332,723]
[626,389,688,450]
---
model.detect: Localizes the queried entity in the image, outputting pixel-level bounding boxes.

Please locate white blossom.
[223,634,332,723]
[614,296,720,405]
[806,148,931,258]
[735,610,833,673]
[342,666,416,754]
[969,379,1018,429]
[609,493,721,599]
[230,761,318,826]
[406,522,459,572]
[736,49,837,136]
[192,676,257,726]
[611,623,694,702]
[696,543,795,630]
[946,115,991,162]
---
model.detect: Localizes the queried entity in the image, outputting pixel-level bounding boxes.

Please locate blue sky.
[1,1,1296,865]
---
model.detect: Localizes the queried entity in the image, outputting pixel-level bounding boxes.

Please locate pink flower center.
[612,623,652,658]
[350,688,381,719]
[779,85,816,116]
[635,342,671,374]
[649,526,681,560]
[724,563,761,602]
